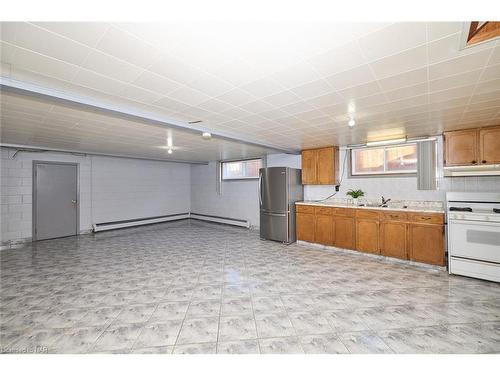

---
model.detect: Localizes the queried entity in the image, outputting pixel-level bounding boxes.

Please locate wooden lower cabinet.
[296,204,444,266]
[380,222,408,259]
[334,217,355,249]
[296,212,315,242]
[356,219,379,254]
[315,214,334,245]
[409,224,445,265]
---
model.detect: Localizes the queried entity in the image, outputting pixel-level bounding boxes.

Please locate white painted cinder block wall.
[0,147,191,244]
[190,161,260,228]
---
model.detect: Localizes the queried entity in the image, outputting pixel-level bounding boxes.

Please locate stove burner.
[449,207,473,212]
[493,208,500,214]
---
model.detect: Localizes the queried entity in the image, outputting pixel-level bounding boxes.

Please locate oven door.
[448,219,500,263]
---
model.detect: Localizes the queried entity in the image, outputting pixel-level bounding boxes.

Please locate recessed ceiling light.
[348,118,356,127]
[167,148,173,154]
[202,132,212,140]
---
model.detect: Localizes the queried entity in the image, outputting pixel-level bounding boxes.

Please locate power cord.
[309,148,348,202]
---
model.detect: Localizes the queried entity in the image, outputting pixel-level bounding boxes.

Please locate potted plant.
[346,189,365,206]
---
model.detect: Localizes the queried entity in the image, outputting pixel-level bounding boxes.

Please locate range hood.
[444,164,500,177]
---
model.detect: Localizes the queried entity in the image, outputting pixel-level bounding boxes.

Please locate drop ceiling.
[1,21,500,162]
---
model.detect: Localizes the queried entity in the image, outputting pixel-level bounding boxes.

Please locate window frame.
[220,158,263,181]
[349,143,418,178]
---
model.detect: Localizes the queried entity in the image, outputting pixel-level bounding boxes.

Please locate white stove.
[446,192,500,283]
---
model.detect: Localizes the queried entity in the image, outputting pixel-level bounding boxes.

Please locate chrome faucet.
[380,196,391,206]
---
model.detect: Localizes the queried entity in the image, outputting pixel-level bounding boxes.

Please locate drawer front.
[409,212,444,224]
[315,206,333,215]
[356,209,380,220]
[296,204,315,214]
[334,207,355,217]
[381,211,408,222]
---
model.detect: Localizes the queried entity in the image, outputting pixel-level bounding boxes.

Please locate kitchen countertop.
[295,200,445,214]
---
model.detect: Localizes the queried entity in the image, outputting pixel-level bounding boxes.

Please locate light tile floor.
[1,220,499,354]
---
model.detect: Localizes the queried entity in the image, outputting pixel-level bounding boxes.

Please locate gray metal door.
[34,162,78,241]
[260,212,289,242]
[259,167,288,213]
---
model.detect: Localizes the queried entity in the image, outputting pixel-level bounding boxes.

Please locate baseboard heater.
[93,213,190,232]
[189,213,250,228]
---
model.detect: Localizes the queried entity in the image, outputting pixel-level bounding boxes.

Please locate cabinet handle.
[482,160,487,164]
[471,160,477,164]
[421,217,431,220]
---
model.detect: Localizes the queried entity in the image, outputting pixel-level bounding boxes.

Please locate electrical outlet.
[335,185,340,192]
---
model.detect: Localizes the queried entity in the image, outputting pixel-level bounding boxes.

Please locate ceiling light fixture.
[202,132,212,140]
[366,137,407,147]
[348,118,356,127]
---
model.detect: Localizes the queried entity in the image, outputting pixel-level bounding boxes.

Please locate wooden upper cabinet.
[301,149,317,184]
[301,147,338,185]
[479,126,500,164]
[444,129,478,166]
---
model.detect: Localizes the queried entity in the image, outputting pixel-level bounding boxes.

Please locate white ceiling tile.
[309,42,366,76]
[370,45,427,79]
[338,81,381,100]
[1,43,78,82]
[377,67,428,91]
[72,69,128,97]
[168,86,211,106]
[428,49,492,80]
[426,22,463,42]
[132,71,182,95]
[427,33,493,65]
[480,64,500,81]
[239,100,275,114]
[325,64,376,91]
[120,85,163,104]
[7,22,89,65]
[488,46,500,65]
[270,63,322,89]
[290,79,333,99]
[429,69,482,92]
[212,59,261,86]
[186,72,233,97]
[147,54,203,84]
[216,88,256,107]
[151,96,192,113]
[219,106,252,119]
[385,83,428,101]
[358,22,427,61]
[239,77,285,97]
[262,91,302,107]
[474,79,500,95]
[429,84,475,103]
[32,22,109,47]
[305,92,344,108]
[96,26,161,68]
[196,99,231,113]
[81,50,144,83]
[279,101,316,115]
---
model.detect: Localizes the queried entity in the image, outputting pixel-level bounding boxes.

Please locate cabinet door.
[314,214,333,245]
[301,149,317,184]
[334,217,355,249]
[296,213,315,242]
[356,219,379,254]
[479,126,500,164]
[409,224,444,265]
[317,147,335,185]
[444,129,478,166]
[380,222,407,259]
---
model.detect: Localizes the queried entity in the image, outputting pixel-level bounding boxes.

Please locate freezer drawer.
[260,211,290,243]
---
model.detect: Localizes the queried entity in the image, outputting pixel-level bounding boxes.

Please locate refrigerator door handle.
[264,212,287,217]
[258,172,263,206]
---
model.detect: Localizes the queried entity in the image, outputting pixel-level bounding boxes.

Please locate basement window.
[350,144,417,176]
[221,158,263,180]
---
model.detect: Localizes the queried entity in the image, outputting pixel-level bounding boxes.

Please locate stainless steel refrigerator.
[259,167,303,244]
